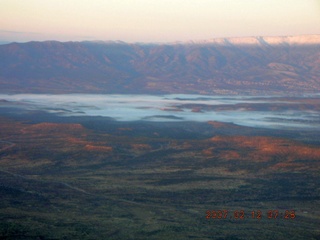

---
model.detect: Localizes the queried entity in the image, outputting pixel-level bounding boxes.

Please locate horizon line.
[1,33,320,45]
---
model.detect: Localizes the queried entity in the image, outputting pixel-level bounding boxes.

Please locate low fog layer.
[1,94,319,130]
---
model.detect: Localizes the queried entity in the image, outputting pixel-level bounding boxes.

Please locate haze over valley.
[1,93,320,131]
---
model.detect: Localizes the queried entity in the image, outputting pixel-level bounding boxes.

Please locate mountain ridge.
[4,34,320,46]
[190,34,320,45]
[1,35,319,95]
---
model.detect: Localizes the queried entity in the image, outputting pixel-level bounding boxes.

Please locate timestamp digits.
[206,210,228,219]
[206,210,296,220]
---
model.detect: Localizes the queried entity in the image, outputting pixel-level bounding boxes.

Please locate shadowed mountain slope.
[1,35,319,94]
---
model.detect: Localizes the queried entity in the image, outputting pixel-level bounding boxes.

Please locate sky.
[1,0,320,43]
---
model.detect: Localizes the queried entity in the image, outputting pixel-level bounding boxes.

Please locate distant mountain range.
[1,35,319,95]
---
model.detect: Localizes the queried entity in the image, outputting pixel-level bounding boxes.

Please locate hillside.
[1,35,319,95]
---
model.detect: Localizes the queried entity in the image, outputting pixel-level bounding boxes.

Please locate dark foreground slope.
[0,113,319,240]
[1,35,320,94]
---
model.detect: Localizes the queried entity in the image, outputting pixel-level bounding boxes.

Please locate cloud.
[0,30,40,35]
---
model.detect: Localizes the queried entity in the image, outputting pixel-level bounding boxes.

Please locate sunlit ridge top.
[183,34,320,45]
